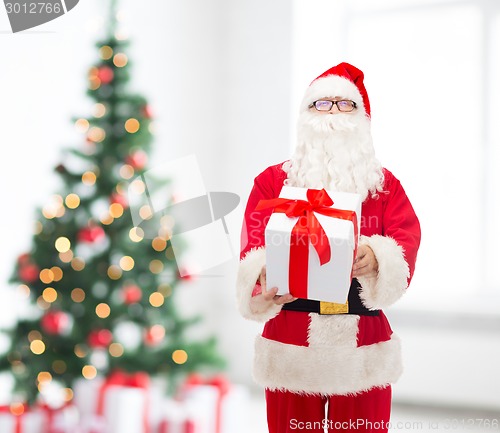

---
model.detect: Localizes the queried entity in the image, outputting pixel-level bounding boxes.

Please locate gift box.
[177,375,250,433]
[260,187,361,303]
[0,406,47,433]
[157,399,199,433]
[73,371,150,433]
[38,404,79,433]
[0,403,78,433]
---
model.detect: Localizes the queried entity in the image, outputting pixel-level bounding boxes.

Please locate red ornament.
[97,66,114,84]
[78,226,105,243]
[141,105,153,119]
[122,284,142,304]
[110,192,128,209]
[19,263,40,283]
[17,253,31,265]
[41,311,70,335]
[125,150,148,170]
[87,329,113,348]
[144,326,165,346]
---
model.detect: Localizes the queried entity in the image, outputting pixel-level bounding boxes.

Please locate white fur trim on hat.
[300,75,366,115]
[236,247,282,322]
[357,235,410,310]
[253,315,402,395]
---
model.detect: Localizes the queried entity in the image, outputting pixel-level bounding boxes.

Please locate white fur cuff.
[236,247,282,322]
[357,235,410,310]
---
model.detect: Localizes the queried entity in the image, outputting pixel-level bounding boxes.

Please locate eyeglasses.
[309,99,357,112]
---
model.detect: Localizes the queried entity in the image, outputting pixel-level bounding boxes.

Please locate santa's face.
[283,95,384,200]
[304,96,365,134]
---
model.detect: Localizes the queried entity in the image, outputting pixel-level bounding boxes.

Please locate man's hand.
[257,267,297,306]
[352,244,378,278]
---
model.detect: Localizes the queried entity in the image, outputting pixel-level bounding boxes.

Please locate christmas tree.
[0,1,224,405]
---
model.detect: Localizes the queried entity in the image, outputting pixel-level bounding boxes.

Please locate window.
[292,0,500,309]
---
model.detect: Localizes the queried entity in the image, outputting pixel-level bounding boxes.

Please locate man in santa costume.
[236,63,421,433]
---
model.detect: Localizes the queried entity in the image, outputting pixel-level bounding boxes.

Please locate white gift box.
[219,385,250,433]
[73,376,149,433]
[102,386,148,433]
[0,410,45,433]
[265,186,361,303]
[43,405,80,433]
[180,384,250,433]
[158,399,200,433]
[73,377,102,419]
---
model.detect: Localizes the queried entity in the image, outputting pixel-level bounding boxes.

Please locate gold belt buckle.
[319,300,349,315]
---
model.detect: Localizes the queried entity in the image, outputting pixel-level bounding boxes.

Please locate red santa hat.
[300,62,371,118]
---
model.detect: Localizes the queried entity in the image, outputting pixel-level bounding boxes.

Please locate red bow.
[257,189,358,299]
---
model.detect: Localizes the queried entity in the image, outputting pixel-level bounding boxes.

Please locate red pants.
[265,385,391,433]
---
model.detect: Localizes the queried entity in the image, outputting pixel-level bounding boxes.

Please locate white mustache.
[299,111,360,134]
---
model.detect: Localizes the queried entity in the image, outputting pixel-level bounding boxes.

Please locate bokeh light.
[109,203,124,218]
[149,292,164,307]
[96,303,111,318]
[149,260,164,274]
[113,53,128,67]
[172,349,188,365]
[30,340,46,355]
[75,118,90,133]
[65,193,80,209]
[71,257,86,271]
[42,287,57,303]
[82,365,97,379]
[71,288,86,303]
[99,45,113,60]
[55,237,71,253]
[129,227,144,242]
[109,343,124,357]
[119,164,134,180]
[119,256,134,271]
[107,265,122,280]
[82,171,97,186]
[39,268,55,284]
[125,118,140,133]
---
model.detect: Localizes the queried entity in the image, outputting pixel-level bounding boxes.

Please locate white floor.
[248,394,500,433]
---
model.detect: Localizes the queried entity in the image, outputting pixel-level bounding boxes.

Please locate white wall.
[0,0,292,389]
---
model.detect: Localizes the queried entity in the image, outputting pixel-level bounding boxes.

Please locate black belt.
[282,279,379,316]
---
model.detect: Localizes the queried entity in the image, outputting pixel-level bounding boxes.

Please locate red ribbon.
[96,370,150,433]
[38,404,54,433]
[37,403,69,433]
[257,188,358,299]
[0,403,71,433]
[183,374,230,433]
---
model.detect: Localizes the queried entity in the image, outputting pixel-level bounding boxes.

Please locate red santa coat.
[236,162,421,395]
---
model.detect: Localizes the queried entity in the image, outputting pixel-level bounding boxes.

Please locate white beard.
[283,110,384,201]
